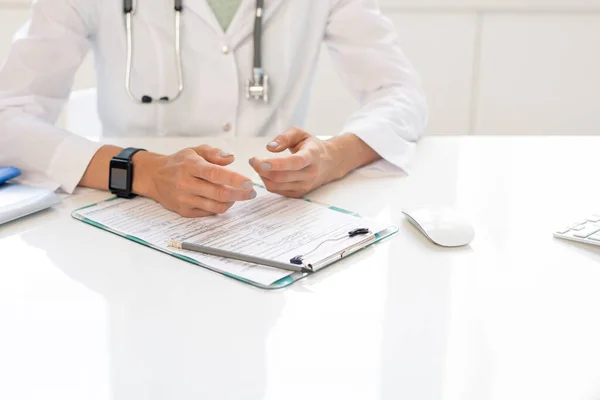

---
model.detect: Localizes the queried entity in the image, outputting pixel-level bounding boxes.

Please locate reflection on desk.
[2,136,600,400]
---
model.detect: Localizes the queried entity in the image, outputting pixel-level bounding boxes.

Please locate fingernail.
[261,162,272,171]
[248,158,254,167]
[243,181,254,190]
[249,190,257,199]
[220,152,233,158]
[268,141,279,149]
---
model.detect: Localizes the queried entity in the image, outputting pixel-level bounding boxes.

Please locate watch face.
[110,159,131,192]
[110,168,128,190]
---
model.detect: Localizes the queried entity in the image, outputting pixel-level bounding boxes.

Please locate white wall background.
[1,0,600,135]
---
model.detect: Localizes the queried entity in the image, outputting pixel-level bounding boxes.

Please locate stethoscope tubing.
[123,0,266,105]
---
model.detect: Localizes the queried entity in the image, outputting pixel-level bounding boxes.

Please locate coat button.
[222,122,232,132]
[222,45,230,55]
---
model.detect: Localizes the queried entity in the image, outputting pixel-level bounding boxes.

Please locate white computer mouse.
[402,208,475,247]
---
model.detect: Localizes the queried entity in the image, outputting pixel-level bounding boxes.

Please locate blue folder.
[0,167,21,185]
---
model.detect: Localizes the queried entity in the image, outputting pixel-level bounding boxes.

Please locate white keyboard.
[554,214,600,245]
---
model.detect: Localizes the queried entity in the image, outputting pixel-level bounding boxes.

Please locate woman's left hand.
[249,128,343,198]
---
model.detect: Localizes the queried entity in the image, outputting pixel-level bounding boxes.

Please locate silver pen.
[168,239,313,274]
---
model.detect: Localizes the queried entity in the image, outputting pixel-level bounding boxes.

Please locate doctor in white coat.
[0,0,427,217]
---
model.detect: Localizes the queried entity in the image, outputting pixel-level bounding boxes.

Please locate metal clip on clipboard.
[289,228,372,268]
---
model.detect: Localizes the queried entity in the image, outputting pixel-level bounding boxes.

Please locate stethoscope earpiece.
[123,0,270,105]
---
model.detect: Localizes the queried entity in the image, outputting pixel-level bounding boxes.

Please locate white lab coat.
[0,0,427,193]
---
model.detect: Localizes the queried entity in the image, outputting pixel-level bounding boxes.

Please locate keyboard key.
[587,232,600,241]
[556,227,571,235]
[571,224,587,231]
[587,215,600,223]
[573,226,600,238]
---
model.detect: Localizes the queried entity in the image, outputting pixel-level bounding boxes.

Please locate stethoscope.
[123,0,270,104]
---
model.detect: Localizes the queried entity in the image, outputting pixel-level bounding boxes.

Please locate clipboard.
[72,186,398,290]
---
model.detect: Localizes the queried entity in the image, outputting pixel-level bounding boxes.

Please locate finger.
[266,127,310,153]
[181,194,235,215]
[262,187,305,199]
[184,178,257,202]
[261,177,312,194]
[177,208,216,219]
[188,159,254,190]
[278,191,305,199]
[250,150,312,172]
[257,168,313,183]
[192,144,235,166]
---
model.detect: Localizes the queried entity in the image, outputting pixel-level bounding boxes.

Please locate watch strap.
[115,147,146,161]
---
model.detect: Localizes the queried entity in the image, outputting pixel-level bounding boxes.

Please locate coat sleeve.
[0,0,102,193]
[325,0,428,172]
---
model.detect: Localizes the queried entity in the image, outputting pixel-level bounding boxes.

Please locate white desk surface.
[2,136,600,400]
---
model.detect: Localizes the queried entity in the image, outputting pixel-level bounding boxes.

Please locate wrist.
[323,137,349,181]
[325,134,380,179]
[132,151,163,199]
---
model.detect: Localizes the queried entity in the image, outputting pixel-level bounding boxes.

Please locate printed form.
[74,187,385,286]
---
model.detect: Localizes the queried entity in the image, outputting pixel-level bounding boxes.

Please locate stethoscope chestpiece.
[246,68,270,104]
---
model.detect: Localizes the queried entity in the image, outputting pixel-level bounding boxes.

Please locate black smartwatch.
[109,148,146,198]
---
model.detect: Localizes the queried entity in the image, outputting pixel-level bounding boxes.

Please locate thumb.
[192,144,235,166]
[266,127,310,153]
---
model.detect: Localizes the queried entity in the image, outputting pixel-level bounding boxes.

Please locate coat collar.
[185,0,287,46]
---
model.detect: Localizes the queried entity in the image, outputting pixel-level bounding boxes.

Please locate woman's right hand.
[134,145,256,218]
